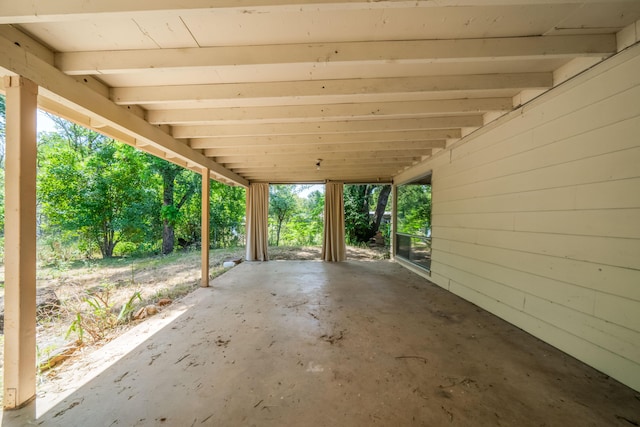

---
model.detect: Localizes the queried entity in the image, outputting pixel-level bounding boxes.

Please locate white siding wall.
[396,43,640,391]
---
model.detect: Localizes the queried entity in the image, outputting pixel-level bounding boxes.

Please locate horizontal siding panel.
[524,295,640,365]
[576,177,640,210]
[520,51,640,133]
[514,208,640,238]
[531,84,640,148]
[434,227,640,270]
[401,45,640,392]
[447,278,640,391]
[445,115,533,169]
[437,114,640,192]
[433,262,526,310]
[433,212,515,231]
[427,270,450,291]
[434,250,596,315]
[434,178,640,215]
[434,185,577,215]
[447,49,640,170]
[435,208,640,238]
[432,236,640,301]
[595,293,640,332]
[435,147,640,203]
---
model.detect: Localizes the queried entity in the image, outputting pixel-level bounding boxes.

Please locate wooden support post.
[390,184,398,261]
[3,76,38,409]
[201,168,210,287]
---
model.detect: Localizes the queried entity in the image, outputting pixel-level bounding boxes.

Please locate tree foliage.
[38,129,157,258]
[280,189,324,246]
[269,185,299,246]
[148,157,198,254]
[396,184,432,237]
[0,107,407,261]
[344,184,391,244]
[209,181,246,248]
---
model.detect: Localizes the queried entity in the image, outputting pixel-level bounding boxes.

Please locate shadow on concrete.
[2,261,639,426]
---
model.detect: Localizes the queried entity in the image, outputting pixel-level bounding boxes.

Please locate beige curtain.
[245,183,269,261]
[322,182,346,262]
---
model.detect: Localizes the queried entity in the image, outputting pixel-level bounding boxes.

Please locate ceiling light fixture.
[316,159,322,170]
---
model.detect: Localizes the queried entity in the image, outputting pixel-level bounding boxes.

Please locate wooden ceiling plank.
[111,73,552,105]
[174,116,483,138]
[222,158,420,168]
[244,174,396,182]
[213,151,427,163]
[234,168,406,175]
[188,130,461,148]
[204,141,444,156]
[58,35,615,75]
[0,32,248,187]
[0,0,608,25]
[147,98,513,125]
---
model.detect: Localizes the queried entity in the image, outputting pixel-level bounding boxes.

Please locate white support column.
[201,168,210,287]
[3,76,38,409]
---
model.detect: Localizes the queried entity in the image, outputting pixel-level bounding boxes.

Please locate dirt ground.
[3,259,639,426]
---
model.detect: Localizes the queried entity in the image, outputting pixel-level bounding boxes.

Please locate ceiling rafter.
[0,31,248,186]
[111,73,553,107]
[213,151,426,163]
[57,35,615,75]
[3,1,638,184]
[204,140,444,157]
[173,116,483,138]
[188,130,460,149]
[147,98,513,125]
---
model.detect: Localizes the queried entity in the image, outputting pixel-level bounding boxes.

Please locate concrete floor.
[3,260,639,426]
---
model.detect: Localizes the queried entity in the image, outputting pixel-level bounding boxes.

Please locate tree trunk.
[275,219,283,246]
[370,185,391,236]
[162,173,175,255]
[98,225,117,258]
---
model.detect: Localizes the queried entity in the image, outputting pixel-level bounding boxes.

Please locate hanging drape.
[322,181,346,262]
[245,183,269,261]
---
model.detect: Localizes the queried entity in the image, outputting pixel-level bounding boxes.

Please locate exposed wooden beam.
[222,158,420,169]
[213,151,426,163]
[204,141,444,157]
[232,164,412,174]
[147,98,513,125]
[58,35,615,75]
[245,172,396,182]
[188,130,460,149]
[174,116,482,138]
[0,32,248,187]
[111,73,553,107]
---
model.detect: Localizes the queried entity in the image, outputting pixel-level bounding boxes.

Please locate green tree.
[209,181,246,248]
[397,184,432,236]
[269,185,298,246]
[284,190,324,245]
[149,158,198,254]
[39,125,156,258]
[344,184,391,244]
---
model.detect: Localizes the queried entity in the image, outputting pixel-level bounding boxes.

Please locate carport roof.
[1,1,639,185]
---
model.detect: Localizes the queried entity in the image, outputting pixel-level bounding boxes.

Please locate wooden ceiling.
[1,1,640,185]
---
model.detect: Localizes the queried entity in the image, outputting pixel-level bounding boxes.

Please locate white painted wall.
[395,42,640,391]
